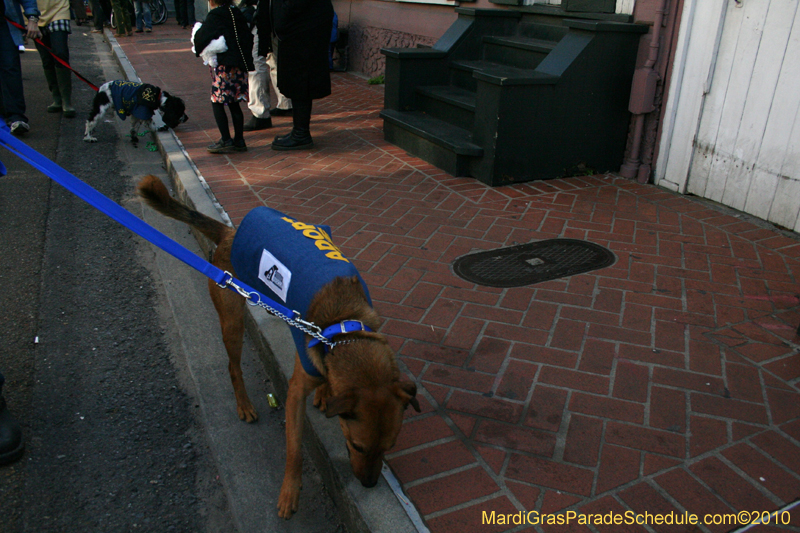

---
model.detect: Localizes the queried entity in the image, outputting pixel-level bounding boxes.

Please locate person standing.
[239,0,270,131]
[0,0,40,134]
[35,0,77,116]
[69,0,85,24]
[193,0,254,153]
[174,0,193,29]
[132,0,151,32]
[109,0,130,36]
[269,0,332,150]
[88,0,105,32]
[241,0,289,131]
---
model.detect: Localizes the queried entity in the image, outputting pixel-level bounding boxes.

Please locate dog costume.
[230,207,371,377]
[107,80,162,122]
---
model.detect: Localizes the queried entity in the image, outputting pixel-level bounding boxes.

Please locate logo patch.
[258,249,292,302]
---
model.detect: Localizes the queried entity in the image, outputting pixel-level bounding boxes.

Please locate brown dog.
[136,175,420,519]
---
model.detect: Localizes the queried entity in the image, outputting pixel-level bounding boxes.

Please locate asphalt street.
[0,28,344,533]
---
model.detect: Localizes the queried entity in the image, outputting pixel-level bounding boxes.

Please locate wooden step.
[450,60,559,89]
[416,85,477,111]
[483,35,556,54]
[380,109,482,156]
[415,85,477,131]
[380,109,482,177]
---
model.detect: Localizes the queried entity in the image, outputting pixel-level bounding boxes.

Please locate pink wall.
[333,0,458,79]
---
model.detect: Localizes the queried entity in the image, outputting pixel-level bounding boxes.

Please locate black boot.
[43,68,62,113]
[271,101,313,151]
[243,116,273,131]
[55,68,76,118]
[0,396,24,466]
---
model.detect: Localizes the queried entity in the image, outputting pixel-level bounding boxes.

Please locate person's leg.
[211,101,230,140]
[111,0,124,34]
[271,99,312,150]
[49,30,76,118]
[267,37,291,114]
[174,0,184,26]
[89,0,105,30]
[134,0,143,31]
[244,31,272,130]
[186,0,195,26]
[0,370,24,466]
[143,0,151,30]
[229,100,245,148]
[35,31,64,114]
[113,0,131,35]
[71,0,87,23]
[0,22,29,130]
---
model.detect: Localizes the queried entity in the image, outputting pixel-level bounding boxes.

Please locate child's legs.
[212,102,230,141]
[228,100,244,143]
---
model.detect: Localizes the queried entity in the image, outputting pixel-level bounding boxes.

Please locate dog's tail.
[136,175,229,245]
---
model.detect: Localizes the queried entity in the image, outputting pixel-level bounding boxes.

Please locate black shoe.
[243,116,272,131]
[271,130,313,151]
[269,108,292,117]
[207,139,234,153]
[231,139,247,152]
[135,28,143,33]
[0,396,24,466]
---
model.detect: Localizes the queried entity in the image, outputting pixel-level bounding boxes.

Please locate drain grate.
[452,239,616,288]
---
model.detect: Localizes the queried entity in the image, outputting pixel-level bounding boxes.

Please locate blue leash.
[0,126,336,348]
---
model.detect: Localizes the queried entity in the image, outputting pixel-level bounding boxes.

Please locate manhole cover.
[452,239,616,288]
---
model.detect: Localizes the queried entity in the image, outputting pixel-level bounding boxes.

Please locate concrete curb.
[103,31,425,533]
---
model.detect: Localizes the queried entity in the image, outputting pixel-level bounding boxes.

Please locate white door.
[656,0,800,231]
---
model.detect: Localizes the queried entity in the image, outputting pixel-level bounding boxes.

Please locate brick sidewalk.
[116,25,800,533]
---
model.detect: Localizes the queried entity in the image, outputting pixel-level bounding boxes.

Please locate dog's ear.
[325,390,358,419]
[394,381,421,413]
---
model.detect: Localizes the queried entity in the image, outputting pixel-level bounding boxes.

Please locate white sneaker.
[10,121,30,135]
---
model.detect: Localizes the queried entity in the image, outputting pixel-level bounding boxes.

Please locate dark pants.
[35,29,70,71]
[0,21,27,124]
[174,0,194,27]
[90,0,107,29]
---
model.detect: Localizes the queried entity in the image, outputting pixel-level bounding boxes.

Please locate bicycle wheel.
[150,0,167,24]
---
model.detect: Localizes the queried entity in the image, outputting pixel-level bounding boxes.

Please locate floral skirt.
[209,65,248,104]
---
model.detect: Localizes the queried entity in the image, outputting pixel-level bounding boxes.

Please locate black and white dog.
[84,80,188,143]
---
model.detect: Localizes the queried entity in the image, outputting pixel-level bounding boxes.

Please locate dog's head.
[325,348,420,488]
[159,91,189,130]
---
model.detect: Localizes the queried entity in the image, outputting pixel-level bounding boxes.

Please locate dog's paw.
[313,383,332,412]
[83,135,97,143]
[237,402,258,423]
[277,478,302,519]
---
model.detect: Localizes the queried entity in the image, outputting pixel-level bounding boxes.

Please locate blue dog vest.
[108,81,159,121]
[230,207,371,377]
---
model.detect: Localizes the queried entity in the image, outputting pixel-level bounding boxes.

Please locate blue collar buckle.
[308,320,372,353]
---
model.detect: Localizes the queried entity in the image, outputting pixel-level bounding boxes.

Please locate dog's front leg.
[278,356,323,519]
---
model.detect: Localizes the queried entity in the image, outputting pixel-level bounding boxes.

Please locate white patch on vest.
[258,249,292,302]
